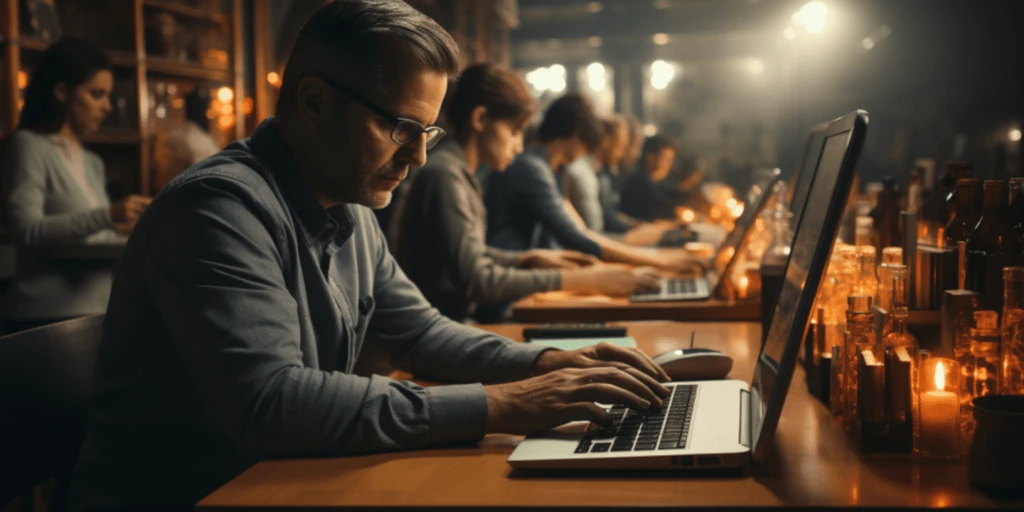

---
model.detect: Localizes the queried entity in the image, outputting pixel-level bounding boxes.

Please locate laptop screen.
[748,112,868,463]
[709,171,780,291]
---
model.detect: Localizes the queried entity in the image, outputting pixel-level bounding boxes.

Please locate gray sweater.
[1,130,120,320]
[68,119,550,509]
[391,141,560,321]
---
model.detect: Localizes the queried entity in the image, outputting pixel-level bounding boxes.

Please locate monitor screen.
[787,125,828,229]
[748,112,867,463]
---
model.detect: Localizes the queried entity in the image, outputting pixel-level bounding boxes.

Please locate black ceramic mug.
[968,395,1024,492]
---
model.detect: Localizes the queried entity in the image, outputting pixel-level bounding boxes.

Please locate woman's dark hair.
[537,93,602,150]
[641,134,678,158]
[18,38,111,133]
[445,63,536,138]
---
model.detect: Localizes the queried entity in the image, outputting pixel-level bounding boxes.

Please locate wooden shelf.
[83,132,142,145]
[17,36,136,68]
[146,55,230,81]
[143,0,228,24]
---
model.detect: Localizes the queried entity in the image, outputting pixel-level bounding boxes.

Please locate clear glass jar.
[877,246,903,311]
[1001,267,1024,395]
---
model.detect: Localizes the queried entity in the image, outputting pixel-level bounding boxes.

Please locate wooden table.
[198,321,1021,509]
[512,292,760,323]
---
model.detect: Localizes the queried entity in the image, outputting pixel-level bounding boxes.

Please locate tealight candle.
[917,358,960,459]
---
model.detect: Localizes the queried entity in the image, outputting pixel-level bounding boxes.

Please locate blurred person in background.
[1,38,151,335]
[617,114,644,189]
[484,94,702,273]
[562,118,614,231]
[620,134,697,222]
[393,64,660,322]
[151,121,221,191]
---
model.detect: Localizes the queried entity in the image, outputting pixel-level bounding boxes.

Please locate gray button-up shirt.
[68,118,550,509]
[392,141,560,321]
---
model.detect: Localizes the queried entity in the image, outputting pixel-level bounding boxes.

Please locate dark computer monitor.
[749,111,869,464]
[786,122,829,230]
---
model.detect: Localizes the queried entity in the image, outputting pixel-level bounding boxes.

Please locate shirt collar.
[249,117,352,245]
[432,140,481,191]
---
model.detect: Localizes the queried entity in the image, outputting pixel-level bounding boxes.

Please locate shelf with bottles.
[143,0,231,78]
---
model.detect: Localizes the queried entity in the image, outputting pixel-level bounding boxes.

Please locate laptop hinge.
[739,388,752,447]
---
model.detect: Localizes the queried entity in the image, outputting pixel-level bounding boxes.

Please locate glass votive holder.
[915,357,960,460]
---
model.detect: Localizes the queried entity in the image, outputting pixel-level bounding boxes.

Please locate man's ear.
[470,105,488,133]
[295,76,332,130]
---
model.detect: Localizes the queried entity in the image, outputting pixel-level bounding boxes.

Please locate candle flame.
[934,361,946,391]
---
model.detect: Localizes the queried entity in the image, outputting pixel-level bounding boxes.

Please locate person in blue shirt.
[485,94,699,273]
[621,134,697,222]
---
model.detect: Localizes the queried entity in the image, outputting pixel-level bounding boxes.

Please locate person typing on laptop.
[392,63,661,323]
[484,94,702,274]
[67,2,670,510]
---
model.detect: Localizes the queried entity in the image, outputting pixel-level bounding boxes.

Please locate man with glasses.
[68,1,669,510]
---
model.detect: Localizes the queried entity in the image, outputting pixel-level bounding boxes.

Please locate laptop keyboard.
[574,384,696,454]
[632,278,700,298]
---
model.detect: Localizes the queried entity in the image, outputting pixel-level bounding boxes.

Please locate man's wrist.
[530,348,561,376]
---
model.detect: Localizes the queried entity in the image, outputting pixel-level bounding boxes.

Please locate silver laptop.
[630,169,781,302]
[509,111,868,470]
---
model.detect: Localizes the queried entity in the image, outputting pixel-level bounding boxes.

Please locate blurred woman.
[1,38,151,334]
[392,63,659,322]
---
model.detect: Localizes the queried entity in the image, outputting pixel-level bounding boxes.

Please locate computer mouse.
[652,348,734,381]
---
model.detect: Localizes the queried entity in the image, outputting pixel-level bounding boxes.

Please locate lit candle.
[737,275,750,299]
[919,361,959,457]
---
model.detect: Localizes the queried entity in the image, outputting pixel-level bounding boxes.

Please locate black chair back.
[0,315,105,510]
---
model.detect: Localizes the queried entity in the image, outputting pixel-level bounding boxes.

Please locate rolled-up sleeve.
[142,177,544,456]
[507,157,603,257]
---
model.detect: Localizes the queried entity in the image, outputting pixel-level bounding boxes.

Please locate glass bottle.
[943,161,974,223]
[855,216,874,249]
[905,168,923,215]
[841,295,876,433]
[856,246,879,299]
[959,310,1002,454]
[1001,267,1024,395]
[872,177,902,251]
[1010,177,1024,241]
[880,265,917,452]
[876,247,903,311]
[943,178,982,248]
[921,165,954,230]
[966,180,1024,312]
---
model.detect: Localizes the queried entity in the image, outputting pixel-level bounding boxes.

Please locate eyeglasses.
[317,75,446,150]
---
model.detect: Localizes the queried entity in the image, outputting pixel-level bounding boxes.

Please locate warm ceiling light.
[652,33,670,45]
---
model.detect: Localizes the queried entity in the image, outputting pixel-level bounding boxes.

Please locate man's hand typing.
[483,343,671,435]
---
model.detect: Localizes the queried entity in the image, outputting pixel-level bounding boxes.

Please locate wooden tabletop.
[512,292,761,323]
[198,321,1021,509]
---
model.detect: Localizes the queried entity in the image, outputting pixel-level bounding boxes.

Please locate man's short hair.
[536,93,602,151]
[276,0,461,117]
[641,134,678,158]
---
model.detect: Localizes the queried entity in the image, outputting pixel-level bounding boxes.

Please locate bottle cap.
[848,295,873,313]
[882,246,903,264]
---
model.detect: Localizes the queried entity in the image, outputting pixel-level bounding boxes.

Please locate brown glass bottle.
[1010,177,1024,242]
[944,178,982,247]
[872,177,902,250]
[943,162,974,223]
[965,180,1024,312]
